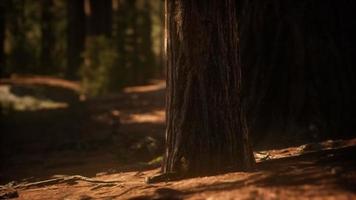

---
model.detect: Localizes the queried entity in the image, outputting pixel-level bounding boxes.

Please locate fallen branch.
[12,175,121,190]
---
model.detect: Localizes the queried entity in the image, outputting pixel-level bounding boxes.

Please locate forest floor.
[0,76,356,200]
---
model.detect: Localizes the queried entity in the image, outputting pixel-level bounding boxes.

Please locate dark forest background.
[0,0,164,96]
[0,1,356,192]
[0,0,356,162]
[240,0,356,148]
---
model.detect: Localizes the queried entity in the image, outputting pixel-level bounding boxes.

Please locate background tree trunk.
[41,0,55,74]
[66,0,85,80]
[163,0,255,176]
[88,0,112,37]
[0,1,5,77]
[136,0,156,83]
[7,0,29,73]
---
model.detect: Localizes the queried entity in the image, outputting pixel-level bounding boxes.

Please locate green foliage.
[114,0,159,85]
[148,156,163,165]
[3,0,165,94]
[5,0,67,76]
[5,0,41,73]
[80,36,120,96]
[0,85,68,113]
[50,0,68,74]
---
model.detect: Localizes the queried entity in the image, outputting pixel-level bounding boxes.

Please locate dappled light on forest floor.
[254,138,356,162]
[0,85,68,111]
[123,80,165,94]
[1,0,356,198]
[0,75,81,92]
[122,110,165,124]
[1,77,356,199]
[0,75,81,111]
[1,138,355,199]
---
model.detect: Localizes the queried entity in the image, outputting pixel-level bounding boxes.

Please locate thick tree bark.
[66,0,85,80]
[163,0,255,177]
[40,0,55,74]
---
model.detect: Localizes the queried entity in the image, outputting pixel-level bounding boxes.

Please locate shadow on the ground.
[2,77,356,200]
[254,145,356,191]
[128,145,356,200]
[184,145,356,196]
[0,78,166,184]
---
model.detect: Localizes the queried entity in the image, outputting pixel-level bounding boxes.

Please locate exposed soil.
[0,76,355,199]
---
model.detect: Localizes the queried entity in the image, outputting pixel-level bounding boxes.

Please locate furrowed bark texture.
[163,0,255,176]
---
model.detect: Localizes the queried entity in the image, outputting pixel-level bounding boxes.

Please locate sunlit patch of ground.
[0,85,68,111]
[0,75,81,111]
[254,138,356,162]
[123,110,165,124]
[123,80,165,94]
[0,75,81,92]
[2,138,355,200]
[93,109,165,125]
[1,77,355,199]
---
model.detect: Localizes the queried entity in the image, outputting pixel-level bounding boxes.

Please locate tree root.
[145,172,181,184]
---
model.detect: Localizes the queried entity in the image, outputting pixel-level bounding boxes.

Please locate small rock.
[331,167,343,175]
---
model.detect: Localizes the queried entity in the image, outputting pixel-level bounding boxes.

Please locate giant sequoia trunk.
[163,0,255,176]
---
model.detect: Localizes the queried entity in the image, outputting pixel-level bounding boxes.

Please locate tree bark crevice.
[162,0,255,178]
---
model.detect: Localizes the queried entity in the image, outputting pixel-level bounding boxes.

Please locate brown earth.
[0,76,355,199]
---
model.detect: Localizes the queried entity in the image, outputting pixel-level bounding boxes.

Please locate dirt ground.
[1,76,356,199]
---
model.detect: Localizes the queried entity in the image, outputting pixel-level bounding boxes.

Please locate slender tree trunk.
[163,0,255,177]
[159,0,165,78]
[41,0,55,74]
[131,0,139,84]
[88,0,112,37]
[0,1,5,77]
[137,0,155,83]
[7,0,28,73]
[66,0,85,80]
[113,0,129,87]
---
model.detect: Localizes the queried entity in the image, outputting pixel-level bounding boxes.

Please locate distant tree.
[66,0,85,80]
[6,0,31,74]
[40,0,55,74]
[112,0,130,86]
[162,0,255,177]
[114,0,155,86]
[135,0,156,83]
[125,0,139,83]
[158,0,165,77]
[0,1,5,77]
[88,0,112,37]
[79,0,115,95]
